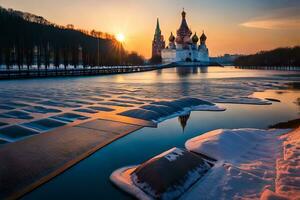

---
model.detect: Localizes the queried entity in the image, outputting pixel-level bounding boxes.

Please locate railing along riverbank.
[235,66,300,71]
[0,64,172,80]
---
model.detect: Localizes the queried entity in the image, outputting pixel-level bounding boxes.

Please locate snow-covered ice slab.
[183,128,296,200]
[193,104,226,111]
[110,148,211,200]
[213,97,272,105]
[118,97,225,123]
[110,166,151,200]
[185,128,288,163]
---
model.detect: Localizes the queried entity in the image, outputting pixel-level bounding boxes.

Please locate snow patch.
[183,128,300,200]
[260,189,289,200]
[110,166,153,200]
[111,128,300,199]
[275,128,300,197]
[192,104,226,111]
[185,128,288,163]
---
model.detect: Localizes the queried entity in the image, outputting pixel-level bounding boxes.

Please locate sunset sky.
[0,0,299,58]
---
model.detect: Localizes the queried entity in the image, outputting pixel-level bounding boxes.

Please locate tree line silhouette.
[0,7,144,71]
[234,46,300,67]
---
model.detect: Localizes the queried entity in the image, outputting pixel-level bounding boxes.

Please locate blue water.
[1,66,299,199]
[23,89,300,199]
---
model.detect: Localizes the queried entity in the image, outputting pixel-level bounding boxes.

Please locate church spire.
[155,18,161,36]
[182,8,186,18]
[152,18,165,59]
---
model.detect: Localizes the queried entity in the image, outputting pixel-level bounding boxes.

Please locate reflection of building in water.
[200,67,208,73]
[176,67,194,77]
[192,67,198,74]
[156,69,162,75]
[175,66,208,76]
[178,113,190,132]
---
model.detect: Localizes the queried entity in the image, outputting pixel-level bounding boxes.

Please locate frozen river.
[0,66,299,199]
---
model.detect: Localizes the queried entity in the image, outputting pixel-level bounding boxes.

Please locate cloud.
[240,6,300,30]
[241,18,300,30]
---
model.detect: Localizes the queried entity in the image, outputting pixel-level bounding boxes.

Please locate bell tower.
[152,18,165,59]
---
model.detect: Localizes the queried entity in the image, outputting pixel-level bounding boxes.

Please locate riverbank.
[0,62,225,80]
[235,66,300,71]
[0,64,172,80]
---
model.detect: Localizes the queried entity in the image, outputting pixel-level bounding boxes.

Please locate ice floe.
[193,104,226,111]
[38,100,80,108]
[110,99,145,105]
[98,102,134,107]
[73,108,98,114]
[110,148,211,200]
[51,113,89,122]
[22,106,61,114]
[0,125,39,142]
[118,108,162,121]
[87,106,115,112]
[0,111,33,120]
[0,105,15,110]
[22,118,66,132]
[119,97,225,123]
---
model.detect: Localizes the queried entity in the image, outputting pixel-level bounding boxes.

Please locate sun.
[116,33,125,42]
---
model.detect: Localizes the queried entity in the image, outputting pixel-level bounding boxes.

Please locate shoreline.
[0,62,221,80]
[0,64,172,80]
[235,65,300,71]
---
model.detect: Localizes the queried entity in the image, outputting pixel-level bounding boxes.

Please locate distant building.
[151,18,165,59]
[152,10,209,64]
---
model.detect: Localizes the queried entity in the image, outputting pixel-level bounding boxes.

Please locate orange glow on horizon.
[1,1,299,58]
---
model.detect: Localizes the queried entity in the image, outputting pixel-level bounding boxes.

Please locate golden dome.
[192,32,199,43]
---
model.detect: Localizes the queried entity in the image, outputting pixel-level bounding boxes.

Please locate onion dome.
[192,32,199,43]
[200,31,207,41]
[176,9,192,39]
[169,32,175,42]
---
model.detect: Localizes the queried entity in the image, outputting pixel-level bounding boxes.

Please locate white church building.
[152,10,210,65]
